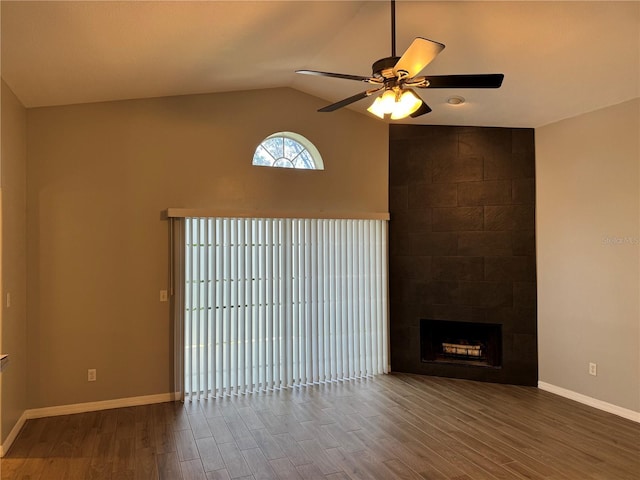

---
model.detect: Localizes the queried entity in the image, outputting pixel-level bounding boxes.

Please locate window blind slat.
[265,220,272,390]
[311,220,318,384]
[259,219,267,390]
[185,223,192,396]
[304,220,312,385]
[347,222,355,377]
[202,219,210,399]
[231,220,239,395]
[216,219,223,396]
[275,219,282,388]
[248,219,255,392]
[284,220,292,386]
[339,222,348,379]
[321,220,330,382]
[237,220,245,392]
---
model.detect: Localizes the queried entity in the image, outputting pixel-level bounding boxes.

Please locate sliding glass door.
[177,216,388,400]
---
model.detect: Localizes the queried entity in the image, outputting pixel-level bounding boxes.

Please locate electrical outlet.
[88,369,97,382]
[589,362,597,376]
[160,289,168,302]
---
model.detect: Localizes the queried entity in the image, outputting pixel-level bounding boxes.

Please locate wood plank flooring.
[1,373,638,479]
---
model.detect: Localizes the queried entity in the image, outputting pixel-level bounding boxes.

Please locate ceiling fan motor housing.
[372,56,401,79]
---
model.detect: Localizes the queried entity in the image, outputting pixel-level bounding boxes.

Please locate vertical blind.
[180,217,388,399]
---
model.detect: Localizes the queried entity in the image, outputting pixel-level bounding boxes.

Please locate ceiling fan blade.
[318,90,374,112]
[296,70,372,83]
[410,98,432,118]
[393,37,445,78]
[417,74,504,88]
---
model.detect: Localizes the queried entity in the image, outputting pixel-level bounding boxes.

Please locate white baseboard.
[538,381,640,423]
[25,392,179,420]
[0,411,27,457]
[1,392,179,457]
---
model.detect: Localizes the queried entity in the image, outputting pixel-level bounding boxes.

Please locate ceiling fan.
[296,0,504,120]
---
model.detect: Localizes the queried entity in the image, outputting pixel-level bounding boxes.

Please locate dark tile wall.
[389,125,537,386]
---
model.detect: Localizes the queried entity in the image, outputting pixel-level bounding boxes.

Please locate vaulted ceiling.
[2,1,638,127]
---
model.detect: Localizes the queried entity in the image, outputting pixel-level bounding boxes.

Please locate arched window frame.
[252,132,324,170]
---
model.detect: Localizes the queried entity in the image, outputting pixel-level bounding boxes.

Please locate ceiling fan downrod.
[391,0,396,57]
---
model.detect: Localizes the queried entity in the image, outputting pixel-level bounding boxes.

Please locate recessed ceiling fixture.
[447,96,465,105]
[296,0,504,120]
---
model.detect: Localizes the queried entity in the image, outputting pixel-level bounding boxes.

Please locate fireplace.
[421,319,502,368]
[389,124,538,386]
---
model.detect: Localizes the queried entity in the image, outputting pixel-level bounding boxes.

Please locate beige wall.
[26,87,388,408]
[1,80,28,443]
[536,98,640,412]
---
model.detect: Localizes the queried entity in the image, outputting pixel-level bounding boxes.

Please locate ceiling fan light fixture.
[367,89,397,118]
[391,89,422,119]
[367,88,422,120]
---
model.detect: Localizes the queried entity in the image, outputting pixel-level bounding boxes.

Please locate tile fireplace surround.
[389,124,537,386]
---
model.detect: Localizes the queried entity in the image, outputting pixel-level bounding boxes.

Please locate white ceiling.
[2,1,638,127]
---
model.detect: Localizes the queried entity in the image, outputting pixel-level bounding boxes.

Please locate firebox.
[421,319,502,368]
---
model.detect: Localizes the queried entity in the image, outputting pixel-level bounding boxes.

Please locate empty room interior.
[0,1,638,479]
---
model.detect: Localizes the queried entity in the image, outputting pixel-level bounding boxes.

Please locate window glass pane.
[295,150,315,169]
[274,158,294,168]
[253,145,275,166]
[262,137,284,160]
[284,138,305,160]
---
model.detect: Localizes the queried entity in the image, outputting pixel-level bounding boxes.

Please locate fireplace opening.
[421,319,502,368]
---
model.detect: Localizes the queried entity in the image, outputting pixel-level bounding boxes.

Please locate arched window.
[252,132,324,170]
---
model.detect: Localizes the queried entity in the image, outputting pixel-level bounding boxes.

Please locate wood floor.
[1,373,638,480]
